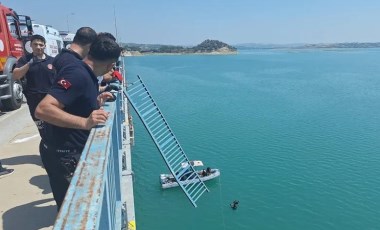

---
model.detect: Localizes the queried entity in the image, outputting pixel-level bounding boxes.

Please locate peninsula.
[121,39,237,56]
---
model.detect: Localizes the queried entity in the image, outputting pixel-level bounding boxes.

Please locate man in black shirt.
[35,36,122,209]
[13,34,55,139]
[53,27,97,73]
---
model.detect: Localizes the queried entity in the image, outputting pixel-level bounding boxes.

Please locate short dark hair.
[30,34,46,44]
[88,37,121,62]
[73,27,97,46]
[97,32,116,41]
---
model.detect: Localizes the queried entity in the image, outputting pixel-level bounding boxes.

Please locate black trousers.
[39,140,82,209]
[25,93,47,139]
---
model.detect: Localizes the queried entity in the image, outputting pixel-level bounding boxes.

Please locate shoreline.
[121,50,238,57]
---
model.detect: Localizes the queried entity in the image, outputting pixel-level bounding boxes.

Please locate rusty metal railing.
[53,57,135,229]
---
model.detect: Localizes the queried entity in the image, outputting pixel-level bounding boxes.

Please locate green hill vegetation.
[122,39,237,55]
[190,39,237,53]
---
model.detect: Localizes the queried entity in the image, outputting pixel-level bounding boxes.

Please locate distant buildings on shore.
[235,42,380,50]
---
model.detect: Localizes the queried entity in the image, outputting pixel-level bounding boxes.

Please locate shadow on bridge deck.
[0,105,56,230]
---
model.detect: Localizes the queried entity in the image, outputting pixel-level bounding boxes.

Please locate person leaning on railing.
[53,27,97,73]
[98,67,122,93]
[35,35,122,210]
[96,32,121,94]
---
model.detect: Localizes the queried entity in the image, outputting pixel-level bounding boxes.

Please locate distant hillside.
[190,39,237,53]
[235,42,380,49]
[301,42,380,49]
[235,43,305,49]
[121,39,237,55]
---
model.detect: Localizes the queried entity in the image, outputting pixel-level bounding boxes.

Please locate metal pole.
[66,14,69,31]
[67,13,75,32]
[113,6,119,43]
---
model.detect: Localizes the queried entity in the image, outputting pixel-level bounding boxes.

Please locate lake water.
[125,48,380,230]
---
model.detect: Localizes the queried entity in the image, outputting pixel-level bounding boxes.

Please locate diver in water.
[230,200,239,210]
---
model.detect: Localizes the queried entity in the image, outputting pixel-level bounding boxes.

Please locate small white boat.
[159,160,220,189]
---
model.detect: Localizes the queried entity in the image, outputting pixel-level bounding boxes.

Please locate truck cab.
[0,4,33,110]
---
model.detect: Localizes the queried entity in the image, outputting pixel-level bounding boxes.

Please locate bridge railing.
[53,90,131,230]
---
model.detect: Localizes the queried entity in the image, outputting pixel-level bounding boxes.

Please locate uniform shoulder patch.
[57,79,72,90]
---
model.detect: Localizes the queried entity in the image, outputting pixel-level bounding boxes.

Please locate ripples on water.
[126,49,380,230]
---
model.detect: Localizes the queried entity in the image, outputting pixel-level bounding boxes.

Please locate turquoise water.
[125,49,380,230]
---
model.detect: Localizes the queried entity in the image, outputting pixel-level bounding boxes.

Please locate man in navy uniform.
[53,27,97,73]
[35,36,121,209]
[13,34,55,139]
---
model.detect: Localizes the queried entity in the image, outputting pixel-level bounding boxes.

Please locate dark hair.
[88,37,122,62]
[30,34,46,43]
[73,27,97,46]
[97,32,116,41]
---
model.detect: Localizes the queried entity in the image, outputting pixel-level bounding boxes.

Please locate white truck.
[59,31,75,49]
[25,23,64,57]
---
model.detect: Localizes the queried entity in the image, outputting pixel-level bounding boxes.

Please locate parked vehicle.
[27,23,64,57]
[59,31,75,49]
[0,3,33,110]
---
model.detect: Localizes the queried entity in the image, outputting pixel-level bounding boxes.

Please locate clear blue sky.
[3,0,380,45]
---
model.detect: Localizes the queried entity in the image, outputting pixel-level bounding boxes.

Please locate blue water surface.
[125,48,380,230]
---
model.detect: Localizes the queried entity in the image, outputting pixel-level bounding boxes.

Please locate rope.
[218,174,227,230]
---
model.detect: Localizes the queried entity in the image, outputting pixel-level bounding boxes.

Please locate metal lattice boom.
[124,75,209,207]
